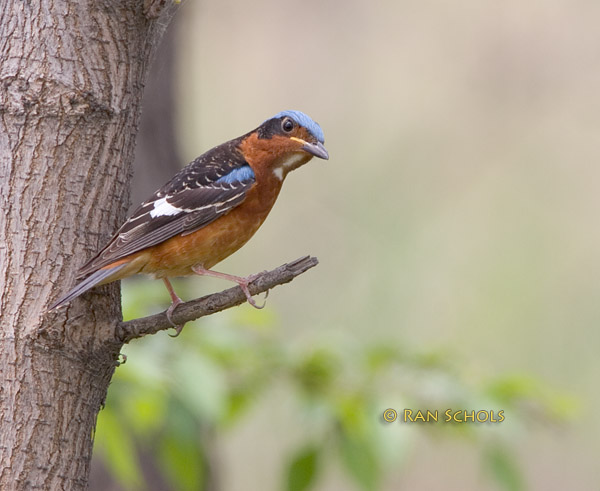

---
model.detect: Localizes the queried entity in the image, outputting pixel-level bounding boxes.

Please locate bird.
[48,110,329,335]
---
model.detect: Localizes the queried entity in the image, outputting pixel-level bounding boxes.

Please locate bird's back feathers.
[77,139,256,278]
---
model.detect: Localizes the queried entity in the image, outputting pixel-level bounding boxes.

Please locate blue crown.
[269,110,325,143]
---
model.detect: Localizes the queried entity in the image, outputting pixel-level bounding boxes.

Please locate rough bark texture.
[0,1,176,488]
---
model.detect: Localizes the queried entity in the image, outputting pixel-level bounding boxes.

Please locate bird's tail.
[47,263,128,312]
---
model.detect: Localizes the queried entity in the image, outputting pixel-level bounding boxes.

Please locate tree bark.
[0,1,177,488]
[0,3,320,489]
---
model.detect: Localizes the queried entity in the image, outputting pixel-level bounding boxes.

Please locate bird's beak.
[291,137,329,160]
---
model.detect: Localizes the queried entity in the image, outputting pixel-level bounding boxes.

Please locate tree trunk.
[0,1,176,488]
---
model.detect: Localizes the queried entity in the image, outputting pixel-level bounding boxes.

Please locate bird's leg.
[162,278,185,336]
[191,266,267,309]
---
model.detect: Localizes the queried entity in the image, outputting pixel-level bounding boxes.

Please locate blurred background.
[90,0,600,489]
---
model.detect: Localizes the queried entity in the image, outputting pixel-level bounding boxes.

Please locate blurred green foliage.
[166,0,600,484]
[93,279,575,491]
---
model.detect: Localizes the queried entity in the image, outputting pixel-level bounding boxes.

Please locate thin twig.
[115,256,319,343]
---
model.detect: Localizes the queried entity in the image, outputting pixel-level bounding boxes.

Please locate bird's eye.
[281,118,294,133]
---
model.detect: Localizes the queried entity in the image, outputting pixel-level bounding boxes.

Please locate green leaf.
[339,433,380,491]
[286,445,321,491]
[222,386,255,427]
[485,373,578,421]
[94,408,144,490]
[486,374,540,403]
[484,444,524,491]
[158,432,206,491]
[294,348,338,396]
[122,385,168,435]
[171,354,226,422]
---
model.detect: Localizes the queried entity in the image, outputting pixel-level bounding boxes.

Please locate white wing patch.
[149,197,183,218]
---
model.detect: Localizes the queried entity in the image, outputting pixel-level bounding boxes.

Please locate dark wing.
[77,139,255,278]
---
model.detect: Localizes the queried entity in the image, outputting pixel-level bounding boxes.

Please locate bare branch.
[116,256,319,343]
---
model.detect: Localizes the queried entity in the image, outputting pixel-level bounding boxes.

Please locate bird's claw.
[239,273,268,309]
[166,298,185,337]
[168,325,185,337]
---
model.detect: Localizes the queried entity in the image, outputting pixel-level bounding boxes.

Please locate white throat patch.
[272,153,305,181]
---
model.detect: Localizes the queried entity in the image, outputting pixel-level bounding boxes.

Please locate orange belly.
[137,207,268,278]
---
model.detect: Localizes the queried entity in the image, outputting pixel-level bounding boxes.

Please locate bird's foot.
[191,266,269,309]
[166,297,185,337]
[162,278,186,336]
[237,274,268,309]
